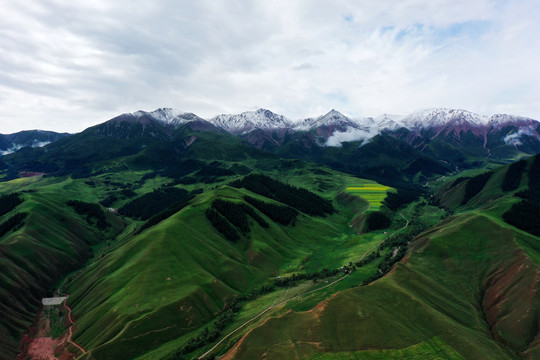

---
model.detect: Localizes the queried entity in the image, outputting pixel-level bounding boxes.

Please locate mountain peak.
[133,108,186,124]
[305,109,355,128]
[209,109,292,135]
[130,108,209,127]
[401,108,489,128]
[489,113,537,125]
[324,109,346,117]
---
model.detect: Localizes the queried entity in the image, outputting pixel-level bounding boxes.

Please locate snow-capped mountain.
[209,109,293,135]
[354,114,404,132]
[294,110,363,139]
[91,107,540,155]
[296,109,358,129]
[400,108,489,129]
[382,108,540,158]
[488,113,538,127]
[132,108,207,126]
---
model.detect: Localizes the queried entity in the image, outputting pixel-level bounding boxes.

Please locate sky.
[0,0,539,133]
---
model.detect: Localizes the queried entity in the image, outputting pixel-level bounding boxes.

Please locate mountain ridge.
[3,107,538,150]
[116,107,540,150]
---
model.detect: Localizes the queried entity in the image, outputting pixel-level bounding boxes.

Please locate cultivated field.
[344,183,393,211]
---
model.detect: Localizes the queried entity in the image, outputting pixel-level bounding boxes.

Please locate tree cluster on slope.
[274,268,341,287]
[383,188,421,211]
[205,199,270,242]
[501,159,527,192]
[66,200,109,230]
[364,211,392,232]
[137,200,192,234]
[230,174,334,216]
[503,156,540,236]
[119,187,191,220]
[211,199,250,234]
[461,171,492,205]
[0,193,23,217]
[244,196,297,225]
[206,207,240,242]
[0,212,27,238]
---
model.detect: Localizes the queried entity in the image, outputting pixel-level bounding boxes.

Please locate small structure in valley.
[42,297,66,306]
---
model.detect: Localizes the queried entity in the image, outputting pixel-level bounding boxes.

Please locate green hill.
[64,168,393,360]
[0,178,124,360]
[210,157,540,360]
[220,205,538,360]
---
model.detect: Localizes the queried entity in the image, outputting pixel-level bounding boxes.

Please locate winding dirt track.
[61,294,87,356]
[197,273,350,360]
[198,214,409,359]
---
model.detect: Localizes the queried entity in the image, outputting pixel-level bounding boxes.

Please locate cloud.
[326,127,379,147]
[0,140,51,155]
[292,63,314,71]
[0,0,539,133]
[503,127,537,146]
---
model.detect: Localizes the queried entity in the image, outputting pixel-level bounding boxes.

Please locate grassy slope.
[133,196,444,360]
[65,167,391,360]
[222,211,538,360]
[0,178,123,360]
[305,337,464,359]
[221,160,540,360]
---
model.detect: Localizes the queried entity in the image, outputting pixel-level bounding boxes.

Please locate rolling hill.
[216,156,540,360]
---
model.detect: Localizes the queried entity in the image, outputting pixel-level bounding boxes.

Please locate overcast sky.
[1,0,539,133]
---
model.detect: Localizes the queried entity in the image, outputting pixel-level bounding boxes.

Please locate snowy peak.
[133,108,185,123]
[132,108,204,126]
[489,113,538,126]
[401,108,489,129]
[209,108,293,134]
[305,109,357,128]
[357,114,404,131]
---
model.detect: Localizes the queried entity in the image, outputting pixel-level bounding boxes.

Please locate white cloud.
[503,127,538,146]
[0,140,51,155]
[0,0,539,133]
[326,127,379,147]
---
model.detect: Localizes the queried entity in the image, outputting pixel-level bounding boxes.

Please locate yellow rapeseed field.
[345,184,393,210]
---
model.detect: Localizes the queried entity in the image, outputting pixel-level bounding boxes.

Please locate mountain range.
[99,107,540,159]
[121,107,540,148]
[2,107,539,190]
[0,106,539,360]
[3,107,539,157]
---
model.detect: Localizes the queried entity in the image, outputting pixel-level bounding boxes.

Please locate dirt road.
[61,294,87,356]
